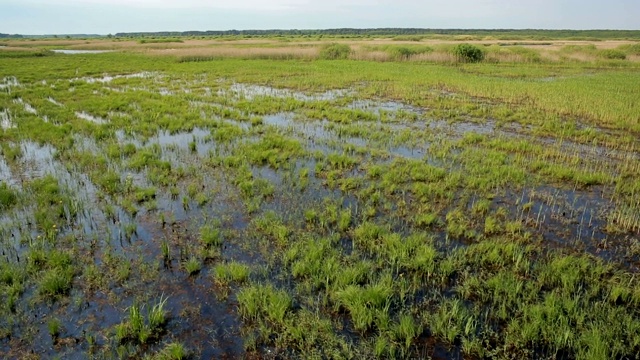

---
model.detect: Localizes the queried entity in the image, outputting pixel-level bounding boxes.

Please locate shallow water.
[74,71,157,84]
[47,97,63,107]
[51,49,113,54]
[222,83,351,101]
[0,76,20,92]
[13,98,37,114]
[0,109,14,129]
[3,71,639,358]
[76,111,108,124]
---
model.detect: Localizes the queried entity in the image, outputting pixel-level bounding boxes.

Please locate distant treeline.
[114,28,640,40]
[0,33,102,39]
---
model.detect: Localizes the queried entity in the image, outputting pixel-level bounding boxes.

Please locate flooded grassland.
[1,48,640,359]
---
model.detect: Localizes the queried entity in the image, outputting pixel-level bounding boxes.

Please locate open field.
[1,35,640,359]
[3,36,640,63]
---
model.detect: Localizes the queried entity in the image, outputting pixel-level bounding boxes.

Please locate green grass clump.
[133,186,157,203]
[252,211,291,247]
[0,260,25,312]
[213,262,250,285]
[29,249,75,300]
[116,296,168,345]
[47,317,62,339]
[332,277,393,332]
[199,223,222,248]
[211,122,244,142]
[183,257,201,276]
[237,283,292,325]
[39,268,74,298]
[151,342,188,360]
[0,182,17,209]
[245,133,304,168]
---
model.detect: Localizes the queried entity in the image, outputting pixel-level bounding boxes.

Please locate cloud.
[11,0,315,11]
[2,0,639,34]
[8,0,389,12]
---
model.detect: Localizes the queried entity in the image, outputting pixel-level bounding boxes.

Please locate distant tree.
[452,43,485,63]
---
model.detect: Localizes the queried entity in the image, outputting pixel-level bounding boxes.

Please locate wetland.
[1,35,640,359]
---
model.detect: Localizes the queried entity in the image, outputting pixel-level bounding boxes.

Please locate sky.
[1,0,638,35]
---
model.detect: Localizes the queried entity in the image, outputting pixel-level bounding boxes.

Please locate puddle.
[51,49,113,54]
[1,109,15,129]
[0,76,20,92]
[18,141,58,180]
[104,86,124,93]
[0,156,17,186]
[73,134,101,154]
[76,111,108,124]
[490,185,640,268]
[74,72,158,84]
[264,113,330,138]
[108,111,129,119]
[156,128,210,148]
[47,97,63,106]
[262,113,426,160]
[545,137,640,167]
[222,83,351,101]
[347,99,423,117]
[14,98,37,114]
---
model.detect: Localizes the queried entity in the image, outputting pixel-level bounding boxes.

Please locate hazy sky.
[1,0,638,35]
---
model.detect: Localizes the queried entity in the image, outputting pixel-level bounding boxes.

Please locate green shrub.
[452,43,485,63]
[319,43,351,60]
[599,49,626,60]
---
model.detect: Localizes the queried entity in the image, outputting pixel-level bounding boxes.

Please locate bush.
[452,43,485,63]
[319,43,351,60]
[599,49,626,60]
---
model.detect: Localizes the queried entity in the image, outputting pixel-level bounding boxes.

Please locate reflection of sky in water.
[221,83,352,101]
[51,49,113,54]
